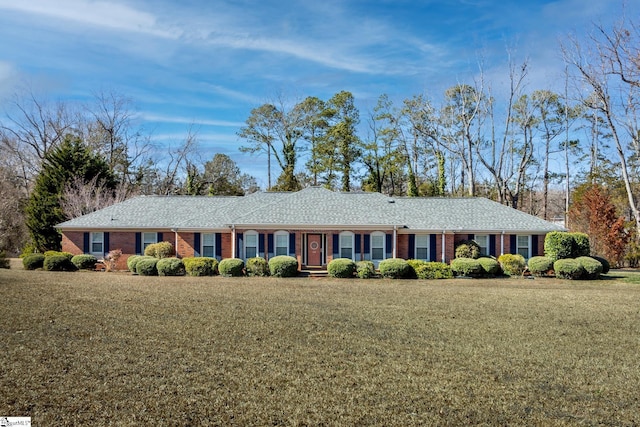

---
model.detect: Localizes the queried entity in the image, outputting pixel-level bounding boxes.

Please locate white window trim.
[339,231,355,260]
[274,230,289,256]
[142,232,157,250]
[201,233,216,258]
[370,231,386,265]
[90,232,104,256]
[475,234,489,257]
[414,234,430,261]
[244,230,259,260]
[517,235,532,259]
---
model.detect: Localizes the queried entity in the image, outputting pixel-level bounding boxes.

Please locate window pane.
[416,247,428,260]
[203,233,214,246]
[517,235,529,247]
[372,248,384,260]
[92,242,103,253]
[340,248,352,259]
[246,247,257,258]
[371,234,384,248]
[245,233,257,246]
[415,235,428,247]
[143,232,156,245]
[92,232,103,243]
[517,248,529,258]
[340,234,352,247]
[203,246,214,257]
[276,234,288,247]
[275,247,288,256]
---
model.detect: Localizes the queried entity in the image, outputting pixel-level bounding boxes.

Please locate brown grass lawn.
[1,262,640,426]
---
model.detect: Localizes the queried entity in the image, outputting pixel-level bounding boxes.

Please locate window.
[244,231,258,259]
[339,232,354,260]
[415,234,429,261]
[202,233,215,258]
[91,232,104,255]
[142,232,157,250]
[475,235,489,256]
[517,235,531,259]
[371,232,385,265]
[274,231,289,256]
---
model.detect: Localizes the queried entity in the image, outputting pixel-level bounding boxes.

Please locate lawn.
[1,265,640,425]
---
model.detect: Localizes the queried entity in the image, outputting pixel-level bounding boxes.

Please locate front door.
[307,234,322,266]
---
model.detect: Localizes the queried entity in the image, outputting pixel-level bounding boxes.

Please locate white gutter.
[501,231,505,255]
[442,230,446,263]
[171,228,179,255]
[393,225,397,258]
[231,225,236,258]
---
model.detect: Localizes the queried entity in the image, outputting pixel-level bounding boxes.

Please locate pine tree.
[25,135,116,251]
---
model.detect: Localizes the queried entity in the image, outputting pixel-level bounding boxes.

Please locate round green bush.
[455,240,481,259]
[554,258,585,280]
[327,258,356,278]
[544,231,575,262]
[71,254,98,270]
[409,259,453,279]
[183,257,218,276]
[477,257,501,276]
[378,258,413,279]
[407,259,427,278]
[528,256,554,277]
[157,257,186,276]
[268,255,299,277]
[219,258,245,277]
[127,255,142,272]
[591,256,610,274]
[246,257,270,277]
[43,254,76,271]
[450,258,483,277]
[571,233,590,258]
[136,257,159,276]
[23,253,45,270]
[576,256,603,280]
[498,253,526,276]
[356,260,376,279]
[144,241,174,259]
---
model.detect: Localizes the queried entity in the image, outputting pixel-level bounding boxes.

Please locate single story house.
[57,186,565,270]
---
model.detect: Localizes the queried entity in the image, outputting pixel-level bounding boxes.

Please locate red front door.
[307,234,322,266]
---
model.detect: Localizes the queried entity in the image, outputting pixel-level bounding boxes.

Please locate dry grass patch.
[1,268,640,425]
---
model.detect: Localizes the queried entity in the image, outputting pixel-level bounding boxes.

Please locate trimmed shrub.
[136,257,159,276]
[554,258,585,280]
[23,254,45,270]
[157,257,186,276]
[498,253,526,276]
[246,257,270,277]
[571,233,590,258]
[71,254,98,270]
[327,258,356,278]
[0,250,9,269]
[127,255,142,273]
[455,240,481,259]
[356,260,376,279]
[478,257,501,276]
[144,241,174,259]
[219,258,245,277]
[544,231,575,262]
[410,260,453,279]
[591,256,610,274]
[576,256,603,280]
[268,255,299,278]
[450,258,483,277]
[43,254,76,271]
[183,257,218,276]
[379,258,413,279]
[528,256,554,277]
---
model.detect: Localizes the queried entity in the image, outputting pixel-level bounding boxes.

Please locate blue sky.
[0,0,636,187]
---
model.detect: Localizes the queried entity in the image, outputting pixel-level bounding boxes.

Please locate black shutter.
[259,233,265,257]
[236,233,243,258]
[355,234,361,260]
[332,234,339,258]
[215,233,222,259]
[532,235,539,257]
[104,232,110,254]
[135,232,141,255]
[490,235,496,257]
[510,235,517,254]
[83,232,90,254]
[157,232,163,242]
[468,234,475,241]
[430,234,437,261]
[363,234,371,261]
[267,234,274,258]
[385,234,392,258]
[194,233,201,257]
[408,234,415,259]
[289,232,296,257]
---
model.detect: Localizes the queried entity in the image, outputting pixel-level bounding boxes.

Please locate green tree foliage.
[25,135,116,251]
[203,153,257,196]
[325,91,362,192]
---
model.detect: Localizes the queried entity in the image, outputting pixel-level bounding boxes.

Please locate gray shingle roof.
[57,186,565,233]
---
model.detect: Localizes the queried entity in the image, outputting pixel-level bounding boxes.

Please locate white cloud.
[139,112,243,128]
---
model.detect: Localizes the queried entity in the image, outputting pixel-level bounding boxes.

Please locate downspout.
[501,231,505,256]
[442,230,446,263]
[393,225,397,258]
[231,225,236,258]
